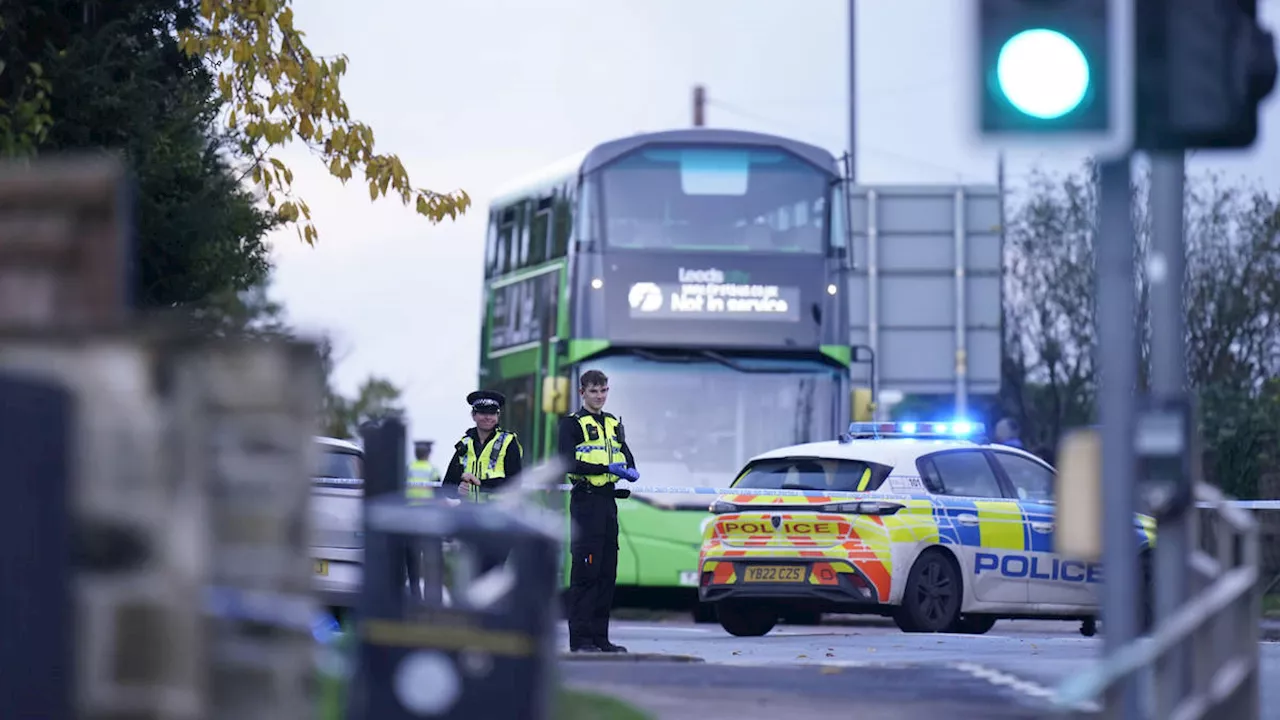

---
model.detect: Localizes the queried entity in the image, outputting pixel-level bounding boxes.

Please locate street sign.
[846,184,1004,415]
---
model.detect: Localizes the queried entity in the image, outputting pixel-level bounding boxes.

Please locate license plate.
[678,570,699,587]
[743,565,804,583]
[314,560,329,576]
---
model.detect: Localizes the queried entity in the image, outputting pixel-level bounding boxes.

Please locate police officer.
[440,390,523,500]
[559,369,638,654]
[404,440,440,598]
[440,390,523,573]
[407,440,440,503]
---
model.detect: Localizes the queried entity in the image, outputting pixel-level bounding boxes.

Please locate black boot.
[569,636,603,653]
[596,640,628,653]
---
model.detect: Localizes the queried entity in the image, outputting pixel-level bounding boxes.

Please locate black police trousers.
[566,484,619,647]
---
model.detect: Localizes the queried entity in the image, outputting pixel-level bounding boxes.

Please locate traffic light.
[1134,0,1277,150]
[969,0,1135,157]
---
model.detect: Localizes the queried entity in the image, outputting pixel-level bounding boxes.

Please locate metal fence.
[1053,481,1261,719]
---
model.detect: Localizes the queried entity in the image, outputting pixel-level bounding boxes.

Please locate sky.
[265,0,1280,451]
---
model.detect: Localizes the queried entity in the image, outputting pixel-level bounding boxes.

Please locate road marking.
[719,659,918,670]
[949,661,1101,713]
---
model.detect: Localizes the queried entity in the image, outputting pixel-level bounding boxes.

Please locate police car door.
[917,450,1028,604]
[988,450,1097,607]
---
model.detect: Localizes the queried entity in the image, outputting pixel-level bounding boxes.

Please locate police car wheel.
[692,602,717,624]
[716,601,778,637]
[949,614,997,635]
[894,549,963,634]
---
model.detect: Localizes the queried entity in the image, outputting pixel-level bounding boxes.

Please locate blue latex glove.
[623,467,640,482]
[607,462,629,477]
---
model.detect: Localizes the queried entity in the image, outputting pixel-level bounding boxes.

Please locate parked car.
[311,436,364,622]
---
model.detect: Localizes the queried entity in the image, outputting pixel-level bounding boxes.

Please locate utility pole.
[847,0,857,182]
[692,85,706,127]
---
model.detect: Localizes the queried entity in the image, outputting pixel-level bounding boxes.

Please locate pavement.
[556,616,1280,720]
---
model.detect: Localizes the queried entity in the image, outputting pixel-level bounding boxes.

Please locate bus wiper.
[634,349,822,374]
[634,349,698,364]
[701,351,817,374]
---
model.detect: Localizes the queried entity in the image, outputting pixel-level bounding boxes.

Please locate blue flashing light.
[845,421,986,440]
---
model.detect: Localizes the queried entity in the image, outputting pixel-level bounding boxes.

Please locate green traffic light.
[996,28,1091,120]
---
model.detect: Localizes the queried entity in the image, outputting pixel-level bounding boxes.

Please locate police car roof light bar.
[845,421,987,439]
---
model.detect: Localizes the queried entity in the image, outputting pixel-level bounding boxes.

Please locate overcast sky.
[266,0,1280,450]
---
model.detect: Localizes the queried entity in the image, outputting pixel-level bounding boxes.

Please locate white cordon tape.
[203,586,316,632]
[426,481,867,498]
[323,478,1280,508]
[314,477,363,486]
[418,481,1280,508]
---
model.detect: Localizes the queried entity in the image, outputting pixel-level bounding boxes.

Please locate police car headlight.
[710,501,739,514]
[823,501,904,516]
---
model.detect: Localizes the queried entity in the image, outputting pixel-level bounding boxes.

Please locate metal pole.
[954,187,969,419]
[866,189,880,419]
[1148,152,1191,716]
[1097,158,1141,717]
[847,0,857,183]
[693,85,706,127]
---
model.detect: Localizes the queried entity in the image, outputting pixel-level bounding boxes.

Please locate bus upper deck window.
[679,150,749,196]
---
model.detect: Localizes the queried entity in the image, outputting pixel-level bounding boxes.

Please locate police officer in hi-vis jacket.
[440,390,523,575]
[558,369,639,653]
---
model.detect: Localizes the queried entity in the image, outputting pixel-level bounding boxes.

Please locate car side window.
[991,452,1055,502]
[922,451,1005,499]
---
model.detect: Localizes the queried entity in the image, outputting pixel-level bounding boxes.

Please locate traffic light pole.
[1096,157,1141,718]
[1147,152,1192,716]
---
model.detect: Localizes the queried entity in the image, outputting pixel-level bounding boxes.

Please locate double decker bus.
[478,128,854,619]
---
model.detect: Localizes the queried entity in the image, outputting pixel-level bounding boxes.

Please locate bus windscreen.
[598,146,830,254]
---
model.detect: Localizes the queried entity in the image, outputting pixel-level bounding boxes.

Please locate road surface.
[557,617,1280,719]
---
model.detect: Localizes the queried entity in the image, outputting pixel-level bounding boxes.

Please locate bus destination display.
[626,267,800,322]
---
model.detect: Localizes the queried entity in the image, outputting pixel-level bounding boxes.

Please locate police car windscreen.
[314,449,363,485]
[732,457,892,493]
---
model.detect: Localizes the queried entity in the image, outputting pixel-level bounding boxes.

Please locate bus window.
[597,146,830,254]
[529,196,552,267]
[551,184,574,258]
[485,211,500,278]
[497,206,517,275]
[517,200,532,269]
[575,178,598,247]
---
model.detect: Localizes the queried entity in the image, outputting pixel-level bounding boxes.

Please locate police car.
[697,422,1155,637]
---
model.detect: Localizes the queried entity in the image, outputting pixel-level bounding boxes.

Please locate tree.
[316,336,406,438]
[5,1,471,248]
[2,1,276,319]
[1000,162,1280,495]
[176,0,471,245]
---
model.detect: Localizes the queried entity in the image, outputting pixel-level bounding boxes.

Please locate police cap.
[467,390,506,414]
[413,439,434,450]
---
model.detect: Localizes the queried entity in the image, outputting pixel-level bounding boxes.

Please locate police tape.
[204,585,317,633]
[321,477,1280,509]
[425,480,868,498]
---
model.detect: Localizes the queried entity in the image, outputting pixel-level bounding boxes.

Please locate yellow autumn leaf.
[181,0,471,245]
